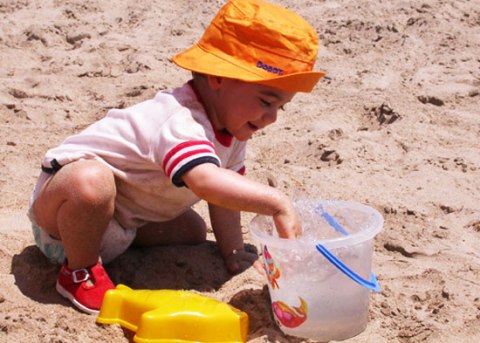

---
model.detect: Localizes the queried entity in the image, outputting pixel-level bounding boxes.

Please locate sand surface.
[1,0,479,342]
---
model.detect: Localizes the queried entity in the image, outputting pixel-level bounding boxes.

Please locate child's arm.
[208,203,257,273]
[182,163,301,238]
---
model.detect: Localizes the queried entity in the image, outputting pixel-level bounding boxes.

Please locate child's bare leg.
[133,209,207,247]
[33,159,116,269]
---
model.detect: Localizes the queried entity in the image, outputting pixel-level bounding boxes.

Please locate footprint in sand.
[360,103,401,131]
[314,145,342,166]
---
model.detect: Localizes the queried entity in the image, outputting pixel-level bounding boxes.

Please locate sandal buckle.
[72,268,90,283]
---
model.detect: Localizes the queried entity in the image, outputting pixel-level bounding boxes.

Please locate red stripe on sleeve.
[163,140,216,171]
[166,148,217,177]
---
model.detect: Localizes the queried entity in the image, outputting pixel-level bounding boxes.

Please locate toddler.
[28,0,324,314]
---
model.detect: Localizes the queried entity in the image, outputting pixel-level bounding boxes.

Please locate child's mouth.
[248,122,259,131]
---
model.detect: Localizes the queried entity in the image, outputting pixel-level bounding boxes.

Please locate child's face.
[210,78,295,141]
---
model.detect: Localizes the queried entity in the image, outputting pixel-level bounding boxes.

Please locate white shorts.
[28,172,137,265]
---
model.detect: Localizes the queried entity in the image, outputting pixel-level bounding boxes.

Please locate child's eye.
[260,99,271,107]
[260,99,287,111]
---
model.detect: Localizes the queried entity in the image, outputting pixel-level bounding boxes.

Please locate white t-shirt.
[41,82,246,229]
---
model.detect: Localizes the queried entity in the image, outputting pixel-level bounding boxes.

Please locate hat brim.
[173,45,325,93]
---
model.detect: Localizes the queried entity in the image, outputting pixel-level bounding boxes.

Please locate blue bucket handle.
[315,205,381,292]
[319,210,349,236]
[316,244,381,292]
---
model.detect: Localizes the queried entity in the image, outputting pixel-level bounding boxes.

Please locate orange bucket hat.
[172,0,324,93]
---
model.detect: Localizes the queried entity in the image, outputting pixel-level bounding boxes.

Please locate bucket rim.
[249,199,384,250]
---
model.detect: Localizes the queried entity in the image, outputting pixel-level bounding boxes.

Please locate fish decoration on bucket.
[262,245,281,289]
[272,297,308,328]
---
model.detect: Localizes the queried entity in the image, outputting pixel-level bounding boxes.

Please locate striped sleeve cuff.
[163,140,221,187]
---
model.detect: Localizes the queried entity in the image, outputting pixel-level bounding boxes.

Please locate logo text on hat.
[256,61,284,76]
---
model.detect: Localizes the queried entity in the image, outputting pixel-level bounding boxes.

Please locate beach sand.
[1,0,479,342]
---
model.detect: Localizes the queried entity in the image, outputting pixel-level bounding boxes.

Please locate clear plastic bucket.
[250,199,383,341]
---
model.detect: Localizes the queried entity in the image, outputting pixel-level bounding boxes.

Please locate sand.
[1,0,479,342]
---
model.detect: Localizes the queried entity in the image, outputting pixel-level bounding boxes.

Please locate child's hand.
[273,202,301,239]
[224,249,258,274]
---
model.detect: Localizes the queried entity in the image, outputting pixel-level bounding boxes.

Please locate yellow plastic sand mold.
[96,284,249,343]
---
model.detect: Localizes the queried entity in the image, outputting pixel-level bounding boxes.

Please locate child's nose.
[262,109,277,125]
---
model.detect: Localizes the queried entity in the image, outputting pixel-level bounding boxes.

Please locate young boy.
[28,0,324,314]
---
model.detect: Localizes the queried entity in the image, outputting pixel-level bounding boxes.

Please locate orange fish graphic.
[272,297,308,328]
[263,245,280,289]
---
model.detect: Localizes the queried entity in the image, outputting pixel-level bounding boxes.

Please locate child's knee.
[66,160,116,204]
[191,219,207,244]
[184,210,207,244]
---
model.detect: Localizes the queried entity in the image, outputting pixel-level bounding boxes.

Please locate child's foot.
[56,261,115,314]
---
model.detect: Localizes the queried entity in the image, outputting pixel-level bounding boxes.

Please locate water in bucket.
[250,199,383,341]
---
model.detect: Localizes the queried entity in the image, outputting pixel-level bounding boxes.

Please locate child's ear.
[206,75,224,90]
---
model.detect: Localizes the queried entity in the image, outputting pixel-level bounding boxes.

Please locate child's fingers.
[273,213,301,239]
[253,260,265,276]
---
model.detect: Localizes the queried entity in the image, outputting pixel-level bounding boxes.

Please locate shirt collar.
[188,80,233,147]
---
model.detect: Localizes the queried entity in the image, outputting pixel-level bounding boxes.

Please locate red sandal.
[56,261,115,314]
